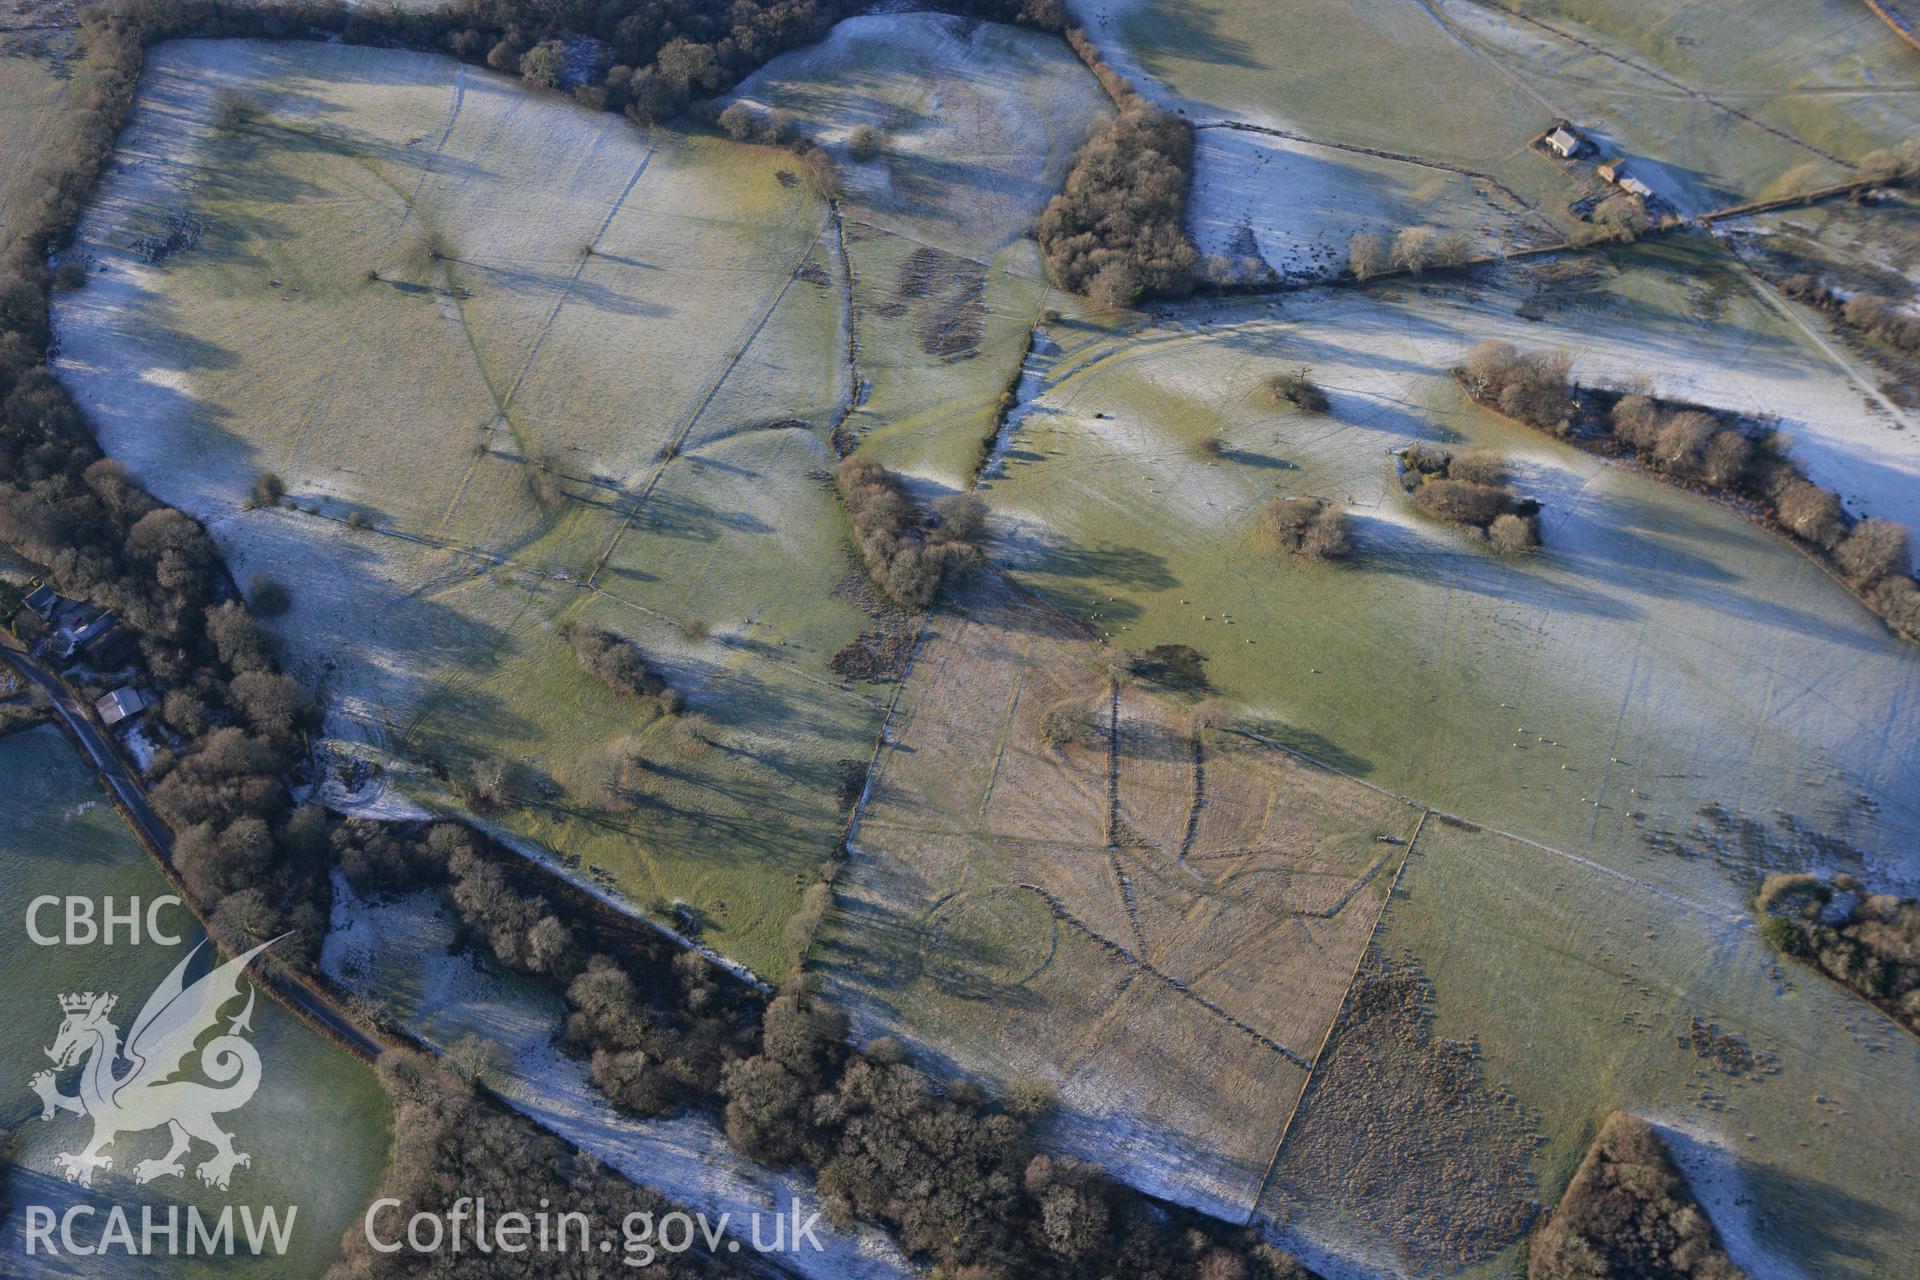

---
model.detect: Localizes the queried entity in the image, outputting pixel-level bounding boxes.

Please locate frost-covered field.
[727,12,1110,257]
[729,12,1110,488]
[52,39,885,975]
[1185,125,1543,281]
[1073,0,1920,278]
[982,253,1920,908]
[1487,0,1920,194]
[1067,0,1579,263]
[322,879,914,1280]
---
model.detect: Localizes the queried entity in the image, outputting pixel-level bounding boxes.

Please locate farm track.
[397,62,464,229]
[0,634,388,1060]
[1722,239,1918,433]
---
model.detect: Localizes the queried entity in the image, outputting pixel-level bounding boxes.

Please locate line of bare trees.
[1457,341,1919,640]
[1347,226,1473,281]
[331,818,1319,1280]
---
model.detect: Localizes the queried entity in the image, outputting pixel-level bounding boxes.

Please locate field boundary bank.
[1192,118,1550,225]
[1223,726,1742,928]
[1243,809,1427,1225]
[1013,881,1312,1069]
[1181,176,1888,302]
[1470,0,1853,167]
[586,212,831,587]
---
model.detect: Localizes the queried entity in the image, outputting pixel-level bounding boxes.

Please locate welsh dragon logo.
[27,938,277,1190]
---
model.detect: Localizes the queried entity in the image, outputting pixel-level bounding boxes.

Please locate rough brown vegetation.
[568,623,673,703]
[1398,445,1540,548]
[1528,1112,1744,1280]
[1267,952,1540,1275]
[1265,369,1329,413]
[829,627,914,681]
[1126,641,1209,691]
[893,246,987,358]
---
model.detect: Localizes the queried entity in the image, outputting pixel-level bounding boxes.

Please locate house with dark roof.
[23,584,60,620]
[95,685,150,727]
[59,610,117,660]
[82,623,138,668]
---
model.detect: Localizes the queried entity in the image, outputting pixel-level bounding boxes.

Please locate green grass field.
[981,255,1920,914]
[0,725,391,1278]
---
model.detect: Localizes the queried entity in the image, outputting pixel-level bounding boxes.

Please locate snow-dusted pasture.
[52,39,884,976]
[730,12,1111,489]
[1432,0,1920,217]
[1186,124,1545,281]
[981,250,1920,911]
[1306,818,1920,1280]
[1073,0,1919,278]
[727,12,1111,258]
[1490,0,1920,179]
[1068,0,1580,248]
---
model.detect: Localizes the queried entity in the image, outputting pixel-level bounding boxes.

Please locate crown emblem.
[59,992,113,1016]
